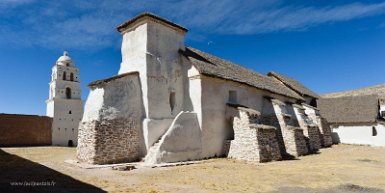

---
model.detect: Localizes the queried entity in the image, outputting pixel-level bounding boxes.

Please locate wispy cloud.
[1,0,384,50]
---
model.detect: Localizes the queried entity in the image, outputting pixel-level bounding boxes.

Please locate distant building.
[319,83,385,147]
[46,51,83,146]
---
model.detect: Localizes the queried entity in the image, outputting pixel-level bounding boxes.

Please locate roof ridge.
[117,12,188,32]
[183,46,304,100]
[321,83,385,98]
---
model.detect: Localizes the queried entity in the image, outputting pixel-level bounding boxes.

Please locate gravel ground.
[1,144,385,193]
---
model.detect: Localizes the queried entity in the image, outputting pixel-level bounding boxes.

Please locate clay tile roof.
[181,47,304,101]
[318,95,379,124]
[88,72,139,87]
[116,12,188,33]
[321,83,385,98]
[268,71,319,99]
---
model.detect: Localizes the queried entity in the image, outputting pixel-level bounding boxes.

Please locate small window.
[58,128,60,131]
[66,63,70,67]
[66,87,71,99]
[65,128,67,131]
[70,73,74,81]
[63,71,66,80]
[372,126,377,136]
[169,92,176,113]
[72,128,74,132]
[69,110,72,114]
[381,111,385,117]
[228,90,237,104]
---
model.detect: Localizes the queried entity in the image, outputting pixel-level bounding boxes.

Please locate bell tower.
[46,51,83,146]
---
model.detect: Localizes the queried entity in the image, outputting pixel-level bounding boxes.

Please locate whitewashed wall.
[118,20,188,150]
[199,76,297,158]
[332,123,385,147]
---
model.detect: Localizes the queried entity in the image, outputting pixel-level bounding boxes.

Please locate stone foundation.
[77,118,142,164]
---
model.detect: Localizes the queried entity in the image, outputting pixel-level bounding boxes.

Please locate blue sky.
[1,0,385,115]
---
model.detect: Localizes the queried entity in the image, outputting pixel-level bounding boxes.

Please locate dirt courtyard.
[1,144,385,193]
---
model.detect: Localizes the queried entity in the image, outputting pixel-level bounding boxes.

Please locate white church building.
[46,51,83,146]
[76,13,331,165]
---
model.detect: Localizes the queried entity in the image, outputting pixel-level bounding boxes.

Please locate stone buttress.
[224,105,282,162]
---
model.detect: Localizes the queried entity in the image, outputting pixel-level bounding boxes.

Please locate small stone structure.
[0,114,52,146]
[226,107,281,162]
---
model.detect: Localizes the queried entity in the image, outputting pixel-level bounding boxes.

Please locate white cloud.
[0,0,384,49]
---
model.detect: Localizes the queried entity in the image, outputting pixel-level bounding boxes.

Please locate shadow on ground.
[0,149,106,193]
[271,184,385,193]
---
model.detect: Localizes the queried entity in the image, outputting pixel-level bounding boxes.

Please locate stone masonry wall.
[77,73,145,164]
[320,117,333,147]
[293,105,321,152]
[284,127,308,157]
[227,108,281,162]
[256,125,282,162]
[306,126,322,152]
[269,99,308,158]
[0,114,52,146]
[77,117,141,164]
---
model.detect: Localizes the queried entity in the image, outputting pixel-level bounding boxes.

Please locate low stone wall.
[0,114,52,146]
[227,108,281,162]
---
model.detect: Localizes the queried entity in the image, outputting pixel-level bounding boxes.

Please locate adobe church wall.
[77,74,146,164]
[0,114,52,146]
[118,20,189,150]
[198,75,297,158]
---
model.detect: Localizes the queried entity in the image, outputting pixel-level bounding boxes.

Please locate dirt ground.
[1,144,385,193]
